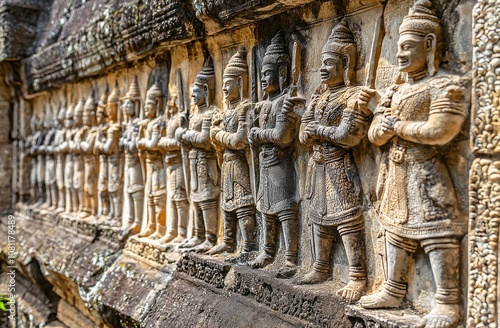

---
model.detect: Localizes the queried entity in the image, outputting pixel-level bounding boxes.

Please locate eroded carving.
[292,20,370,303]
[359,2,469,327]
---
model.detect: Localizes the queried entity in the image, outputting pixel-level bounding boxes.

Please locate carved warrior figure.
[78,93,98,218]
[247,32,300,278]
[293,20,370,302]
[156,85,189,244]
[95,84,123,224]
[120,78,144,234]
[71,99,85,213]
[359,2,468,327]
[33,114,47,207]
[26,115,42,205]
[137,83,167,239]
[207,49,256,255]
[60,104,75,213]
[54,103,66,212]
[41,105,58,210]
[177,59,220,252]
[95,92,110,217]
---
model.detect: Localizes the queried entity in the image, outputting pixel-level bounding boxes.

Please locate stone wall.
[0,0,484,327]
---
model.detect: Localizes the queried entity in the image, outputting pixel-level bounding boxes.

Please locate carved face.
[82,112,93,127]
[167,95,179,115]
[192,83,206,107]
[261,63,279,95]
[320,53,345,86]
[96,110,105,125]
[64,117,73,129]
[397,33,428,73]
[74,111,83,126]
[144,100,156,118]
[222,76,239,102]
[106,103,118,121]
[123,98,135,117]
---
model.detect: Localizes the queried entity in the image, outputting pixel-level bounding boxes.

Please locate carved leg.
[71,188,79,213]
[336,227,367,302]
[109,191,122,226]
[149,194,166,240]
[238,207,256,253]
[276,210,298,279]
[159,197,178,244]
[207,210,237,255]
[99,190,109,216]
[193,200,218,253]
[48,184,57,210]
[138,196,156,238]
[360,232,415,309]
[294,223,332,285]
[423,239,461,328]
[248,214,278,269]
[57,187,65,212]
[171,199,189,243]
[65,189,72,213]
[127,191,143,235]
[179,202,205,248]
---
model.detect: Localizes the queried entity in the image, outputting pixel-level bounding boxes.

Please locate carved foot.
[170,235,186,244]
[336,279,366,303]
[424,304,460,328]
[138,226,156,238]
[293,270,330,285]
[276,260,298,279]
[148,231,163,240]
[78,211,91,219]
[359,290,403,309]
[206,242,235,255]
[192,240,216,253]
[157,232,177,245]
[248,252,274,269]
[178,236,204,249]
[123,223,141,236]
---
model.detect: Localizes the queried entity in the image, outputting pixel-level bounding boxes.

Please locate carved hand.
[174,127,187,145]
[304,121,320,140]
[358,87,379,115]
[283,97,306,114]
[377,115,399,138]
[248,127,260,147]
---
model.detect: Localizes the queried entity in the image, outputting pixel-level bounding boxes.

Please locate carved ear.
[278,64,288,93]
[425,33,437,76]
[343,56,350,87]
[203,83,210,107]
[237,76,244,99]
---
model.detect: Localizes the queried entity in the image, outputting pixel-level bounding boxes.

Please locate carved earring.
[203,84,210,107]
[238,76,243,100]
[343,56,350,87]
[426,33,437,77]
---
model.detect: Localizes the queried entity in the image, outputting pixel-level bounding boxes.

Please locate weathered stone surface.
[23,0,203,94]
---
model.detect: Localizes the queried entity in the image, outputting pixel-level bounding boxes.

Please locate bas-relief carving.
[176,58,221,253]
[207,49,256,256]
[292,20,370,302]
[247,32,300,278]
[17,0,475,326]
[359,1,469,328]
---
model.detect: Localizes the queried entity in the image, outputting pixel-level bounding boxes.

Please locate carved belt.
[189,149,216,160]
[164,152,182,165]
[260,146,288,167]
[223,151,245,162]
[125,154,140,164]
[312,145,348,164]
[145,151,162,161]
[389,144,437,163]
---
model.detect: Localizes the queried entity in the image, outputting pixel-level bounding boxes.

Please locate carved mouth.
[320,72,330,80]
[398,59,410,67]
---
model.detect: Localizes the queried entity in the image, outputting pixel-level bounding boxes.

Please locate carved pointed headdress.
[399,0,441,37]
[74,98,84,117]
[146,82,163,103]
[399,0,442,76]
[57,105,66,122]
[322,19,357,86]
[107,82,120,105]
[262,31,289,66]
[224,49,248,78]
[123,76,141,101]
[195,58,215,92]
[84,92,96,114]
[65,103,74,119]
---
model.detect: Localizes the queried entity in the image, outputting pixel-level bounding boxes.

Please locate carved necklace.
[406,68,427,84]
